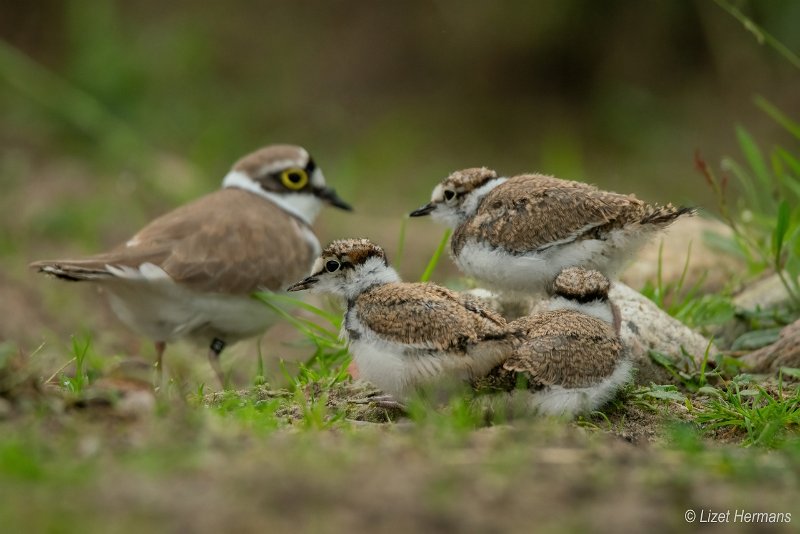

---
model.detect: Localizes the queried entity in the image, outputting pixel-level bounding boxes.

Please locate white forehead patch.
[310,168,326,188]
[311,257,324,275]
[431,184,444,202]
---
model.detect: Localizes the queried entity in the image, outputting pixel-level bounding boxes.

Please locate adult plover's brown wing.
[32,188,317,294]
[354,283,508,352]
[503,310,622,389]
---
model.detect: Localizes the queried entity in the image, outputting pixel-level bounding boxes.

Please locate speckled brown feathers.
[31,188,318,294]
[552,267,611,301]
[354,282,507,352]
[441,167,498,193]
[451,173,687,255]
[474,309,623,391]
[322,239,386,266]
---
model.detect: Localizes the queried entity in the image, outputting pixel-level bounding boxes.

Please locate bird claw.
[365,394,406,412]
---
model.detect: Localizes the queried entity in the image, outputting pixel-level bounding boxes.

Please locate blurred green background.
[1,1,799,379]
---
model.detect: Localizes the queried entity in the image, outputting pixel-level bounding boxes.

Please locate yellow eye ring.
[280,168,309,190]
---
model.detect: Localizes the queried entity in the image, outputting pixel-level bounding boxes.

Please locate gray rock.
[733,273,797,310]
[609,282,717,384]
[740,318,800,372]
[712,273,799,348]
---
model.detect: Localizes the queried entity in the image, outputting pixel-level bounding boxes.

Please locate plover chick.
[31,144,352,386]
[287,239,510,400]
[410,168,694,294]
[474,267,631,417]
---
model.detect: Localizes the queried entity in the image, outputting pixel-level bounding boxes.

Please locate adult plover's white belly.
[104,279,275,345]
[456,230,648,292]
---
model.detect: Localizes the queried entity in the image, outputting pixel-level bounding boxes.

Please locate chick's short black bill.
[287,277,319,292]
[409,203,435,217]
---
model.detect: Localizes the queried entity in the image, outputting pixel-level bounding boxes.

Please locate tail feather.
[641,204,696,226]
[30,260,114,282]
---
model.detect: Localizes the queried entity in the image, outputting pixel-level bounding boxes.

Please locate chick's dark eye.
[325,260,340,272]
[444,190,455,201]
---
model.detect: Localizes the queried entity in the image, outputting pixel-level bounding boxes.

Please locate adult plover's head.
[287,239,400,300]
[409,167,504,227]
[223,144,352,224]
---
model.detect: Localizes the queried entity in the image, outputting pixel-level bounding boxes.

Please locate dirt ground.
[1,364,799,534]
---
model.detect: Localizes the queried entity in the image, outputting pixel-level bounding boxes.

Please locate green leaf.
[720,157,764,215]
[394,216,408,273]
[254,292,341,326]
[772,200,790,261]
[648,350,676,370]
[775,146,800,176]
[702,230,748,259]
[697,386,722,396]
[772,147,800,199]
[674,294,735,328]
[645,389,686,402]
[755,95,800,140]
[736,125,772,195]
[420,228,452,282]
[730,328,782,351]
[779,367,800,379]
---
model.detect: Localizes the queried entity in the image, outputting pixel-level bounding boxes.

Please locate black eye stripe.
[305,158,316,174]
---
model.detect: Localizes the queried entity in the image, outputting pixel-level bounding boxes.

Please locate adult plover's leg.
[208,338,227,389]
[154,341,166,388]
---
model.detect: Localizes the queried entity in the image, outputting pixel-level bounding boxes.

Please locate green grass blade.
[0,39,148,155]
[720,157,764,215]
[253,292,341,327]
[755,95,800,140]
[394,216,408,273]
[654,240,664,308]
[736,126,774,209]
[772,200,790,263]
[713,0,800,71]
[772,147,800,201]
[254,294,336,344]
[674,240,692,296]
[420,228,452,282]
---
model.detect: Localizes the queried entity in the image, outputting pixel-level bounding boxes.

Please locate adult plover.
[287,239,510,400]
[32,144,351,386]
[410,168,694,293]
[474,267,631,417]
